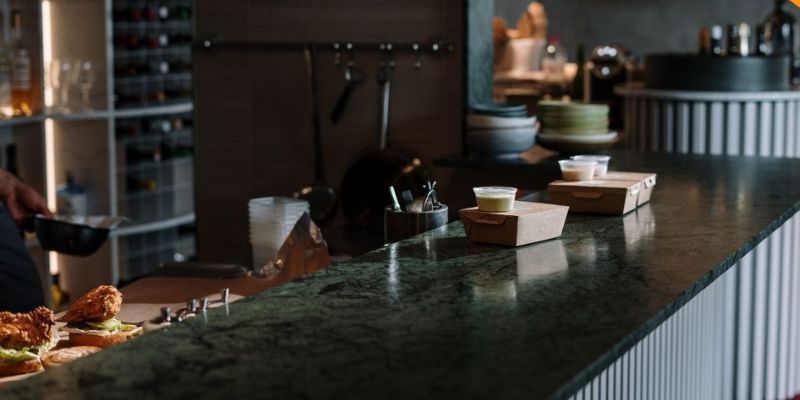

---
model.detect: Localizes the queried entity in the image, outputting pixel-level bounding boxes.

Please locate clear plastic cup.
[571,155,611,176]
[248,197,309,268]
[558,160,597,181]
[473,186,517,212]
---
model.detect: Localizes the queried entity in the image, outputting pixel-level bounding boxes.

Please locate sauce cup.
[558,160,597,181]
[571,155,611,176]
[473,186,517,212]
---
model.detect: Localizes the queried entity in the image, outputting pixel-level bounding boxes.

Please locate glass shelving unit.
[0,0,196,300]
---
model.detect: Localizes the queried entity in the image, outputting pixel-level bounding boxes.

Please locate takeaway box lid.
[548,179,642,196]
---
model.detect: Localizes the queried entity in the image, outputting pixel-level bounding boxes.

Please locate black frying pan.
[340,62,430,228]
[24,216,108,256]
[22,215,124,256]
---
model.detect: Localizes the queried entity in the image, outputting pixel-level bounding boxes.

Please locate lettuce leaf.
[84,318,136,332]
[32,332,60,355]
[0,328,58,363]
[0,347,37,363]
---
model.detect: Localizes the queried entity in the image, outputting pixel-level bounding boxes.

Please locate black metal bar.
[193,37,455,54]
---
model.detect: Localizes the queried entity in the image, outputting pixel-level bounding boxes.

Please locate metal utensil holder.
[384,205,448,244]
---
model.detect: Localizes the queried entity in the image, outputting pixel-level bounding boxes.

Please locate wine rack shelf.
[0,0,195,302]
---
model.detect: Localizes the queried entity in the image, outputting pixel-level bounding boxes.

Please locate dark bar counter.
[3,151,800,399]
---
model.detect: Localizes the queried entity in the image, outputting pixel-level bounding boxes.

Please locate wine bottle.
[0,13,12,118]
[10,10,32,116]
[571,43,585,101]
[762,0,797,82]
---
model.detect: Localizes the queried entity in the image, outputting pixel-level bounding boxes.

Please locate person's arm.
[0,169,51,225]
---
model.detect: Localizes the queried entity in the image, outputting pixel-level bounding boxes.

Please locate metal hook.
[412,43,422,70]
[380,42,396,69]
[333,42,342,67]
[345,42,355,67]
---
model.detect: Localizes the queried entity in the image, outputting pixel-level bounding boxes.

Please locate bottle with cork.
[10,9,32,116]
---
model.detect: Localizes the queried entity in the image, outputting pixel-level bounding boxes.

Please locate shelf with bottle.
[112,0,192,25]
[116,111,192,149]
[116,155,193,223]
[112,0,193,110]
[117,127,191,147]
[0,113,44,127]
[42,102,194,120]
[114,101,193,118]
[115,112,193,227]
[0,117,47,208]
[114,51,191,77]
[1,117,46,251]
[0,3,44,120]
[113,212,194,237]
[0,103,194,123]
[24,0,198,297]
[112,28,192,51]
[118,221,195,281]
[115,70,191,87]
[114,45,191,61]
[114,73,192,109]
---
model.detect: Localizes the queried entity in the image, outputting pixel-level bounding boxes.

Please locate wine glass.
[75,61,95,111]
[48,59,72,112]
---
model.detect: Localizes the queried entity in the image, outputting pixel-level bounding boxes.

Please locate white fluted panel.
[787,102,797,158]
[562,213,800,399]
[625,99,800,157]
[727,102,742,155]
[710,102,724,155]
[618,87,800,158]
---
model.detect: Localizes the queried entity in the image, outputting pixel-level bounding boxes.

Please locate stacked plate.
[466,103,537,159]
[249,197,309,268]
[537,101,618,153]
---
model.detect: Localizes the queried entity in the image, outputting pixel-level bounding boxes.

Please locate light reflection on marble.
[515,240,568,283]
[622,204,657,253]
[387,243,400,302]
[471,280,517,302]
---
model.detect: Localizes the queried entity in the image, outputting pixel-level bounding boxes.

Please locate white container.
[248,197,309,268]
[558,160,597,181]
[571,155,611,176]
[507,38,546,72]
[56,175,88,216]
[473,186,517,212]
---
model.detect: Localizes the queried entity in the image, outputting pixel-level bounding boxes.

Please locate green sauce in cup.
[473,187,517,212]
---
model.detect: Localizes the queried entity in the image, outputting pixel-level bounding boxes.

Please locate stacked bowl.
[537,101,618,153]
[249,197,309,268]
[466,103,537,159]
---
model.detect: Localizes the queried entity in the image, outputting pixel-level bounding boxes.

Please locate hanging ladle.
[330,45,365,124]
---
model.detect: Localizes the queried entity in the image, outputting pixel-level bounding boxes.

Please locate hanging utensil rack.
[194,36,455,55]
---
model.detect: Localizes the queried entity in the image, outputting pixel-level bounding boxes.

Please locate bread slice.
[67,326,143,348]
[0,359,44,377]
[42,346,102,369]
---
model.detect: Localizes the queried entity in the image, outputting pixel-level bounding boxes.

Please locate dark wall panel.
[194,0,468,264]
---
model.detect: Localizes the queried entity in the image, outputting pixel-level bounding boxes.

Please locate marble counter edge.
[547,200,800,399]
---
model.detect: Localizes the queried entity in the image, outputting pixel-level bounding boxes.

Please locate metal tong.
[422,181,440,212]
[156,288,230,324]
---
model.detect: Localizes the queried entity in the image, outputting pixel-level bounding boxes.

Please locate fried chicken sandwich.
[0,306,57,376]
[59,285,141,347]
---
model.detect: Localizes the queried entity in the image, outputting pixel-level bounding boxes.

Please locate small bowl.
[571,155,611,176]
[466,127,537,158]
[473,187,517,212]
[466,114,537,129]
[558,160,597,181]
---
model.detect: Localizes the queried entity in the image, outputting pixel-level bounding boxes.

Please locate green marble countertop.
[3,151,800,399]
